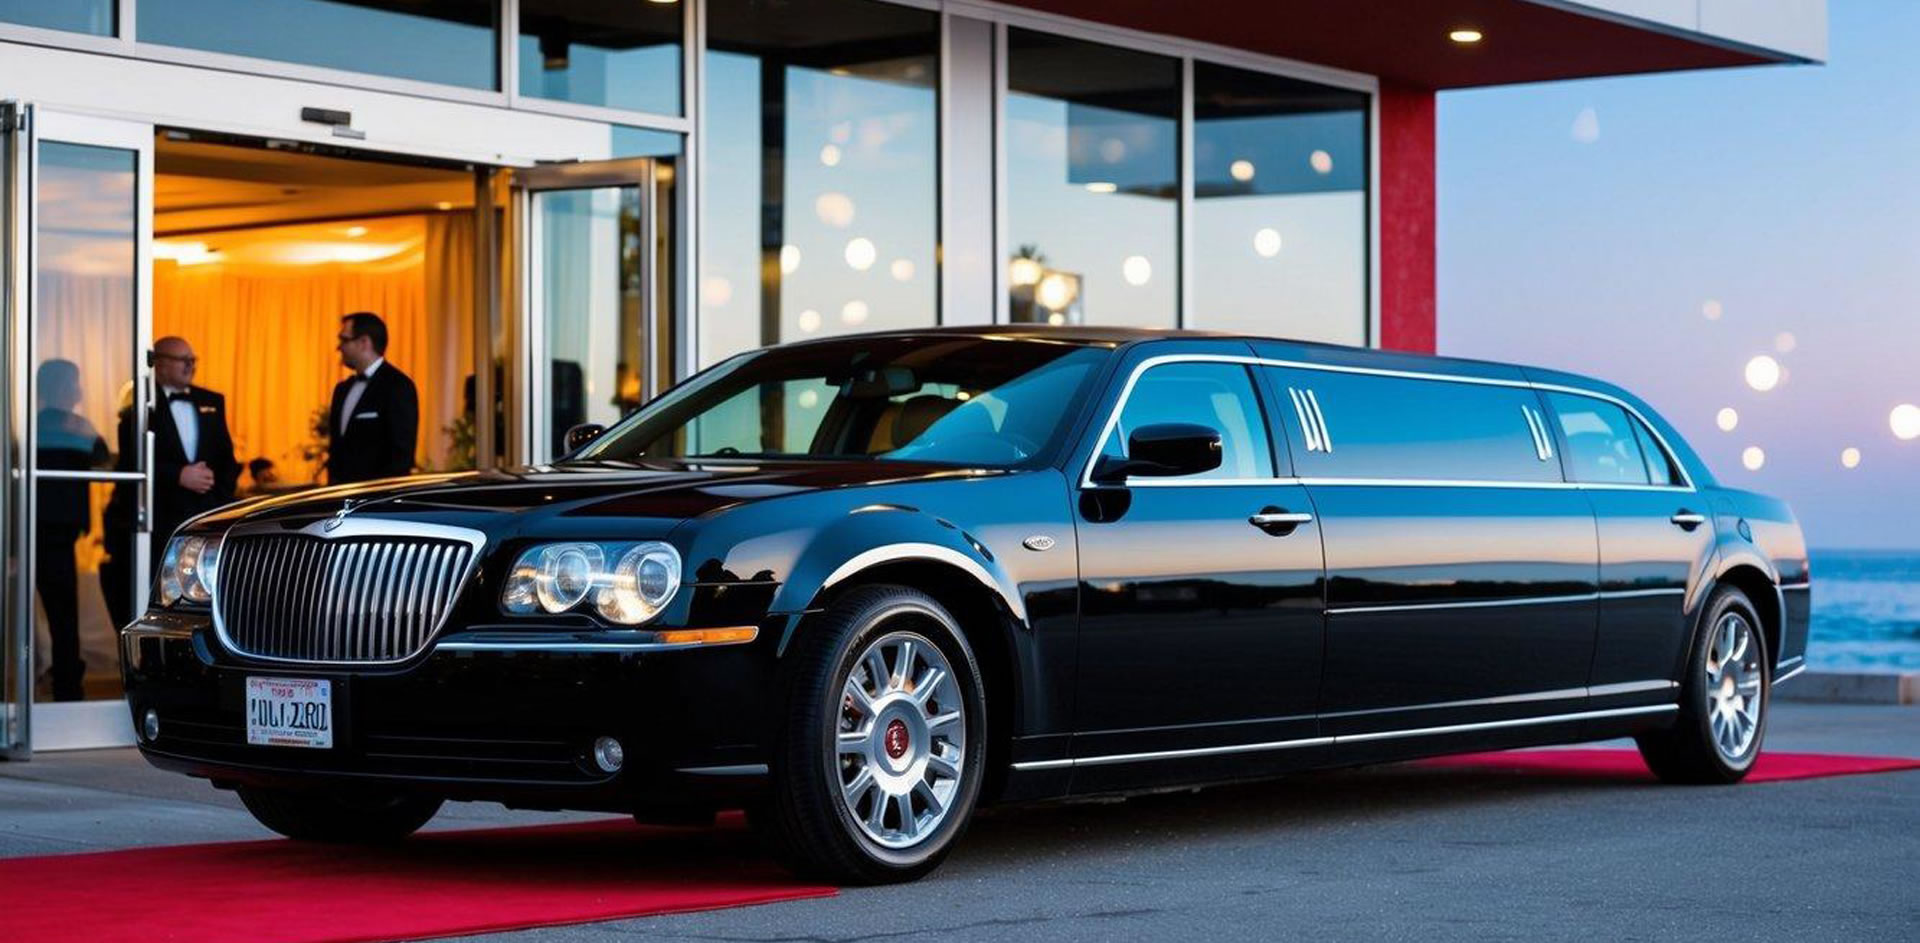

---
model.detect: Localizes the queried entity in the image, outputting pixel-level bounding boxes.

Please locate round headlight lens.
[536,543,602,614]
[179,537,212,603]
[158,537,185,606]
[594,542,681,625]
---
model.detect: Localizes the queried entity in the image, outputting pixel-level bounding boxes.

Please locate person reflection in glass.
[34,359,109,701]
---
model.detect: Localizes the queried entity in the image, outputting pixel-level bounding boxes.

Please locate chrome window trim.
[1078,353,1699,491]
[1012,703,1679,771]
[1778,581,1811,591]
[1588,679,1680,697]
[1521,404,1554,461]
[208,516,487,667]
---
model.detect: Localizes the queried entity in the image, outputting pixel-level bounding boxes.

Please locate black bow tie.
[165,391,192,404]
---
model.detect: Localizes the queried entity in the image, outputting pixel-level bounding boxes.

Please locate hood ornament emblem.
[322,499,356,532]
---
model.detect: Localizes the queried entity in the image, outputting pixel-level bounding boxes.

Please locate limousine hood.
[185,460,1001,539]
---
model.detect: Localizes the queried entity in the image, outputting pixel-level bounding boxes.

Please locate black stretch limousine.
[123,327,1809,883]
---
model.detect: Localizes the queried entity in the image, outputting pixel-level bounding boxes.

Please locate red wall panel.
[1377,82,1436,354]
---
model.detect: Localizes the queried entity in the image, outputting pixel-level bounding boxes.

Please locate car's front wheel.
[754,584,987,884]
[1636,586,1771,784]
[237,785,442,843]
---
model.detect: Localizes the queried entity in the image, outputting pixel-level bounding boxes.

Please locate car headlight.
[501,541,681,625]
[158,535,221,607]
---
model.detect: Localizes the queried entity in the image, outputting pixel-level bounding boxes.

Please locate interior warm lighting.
[701,275,733,307]
[815,191,855,228]
[1122,255,1152,287]
[1744,355,1781,392]
[844,237,877,271]
[1716,407,1739,432]
[645,0,679,5]
[343,225,368,238]
[840,300,869,325]
[434,201,454,210]
[1253,227,1283,257]
[780,244,801,274]
[1036,273,1077,311]
[797,308,822,333]
[1840,447,1862,469]
[1741,446,1765,471]
[1229,160,1255,182]
[654,626,757,646]
[267,241,409,265]
[1774,331,1798,353]
[1702,299,1724,321]
[819,144,842,167]
[154,240,222,266]
[890,259,915,281]
[1046,312,1066,326]
[1309,150,1334,174]
[1009,257,1043,287]
[1449,29,1483,44]
[1892,403,1920,440]
[1084,181,1118,194]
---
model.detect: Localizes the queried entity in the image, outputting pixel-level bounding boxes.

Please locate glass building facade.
[0,0,1376,752]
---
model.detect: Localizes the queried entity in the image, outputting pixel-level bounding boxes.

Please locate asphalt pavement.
[3,702,1915,942]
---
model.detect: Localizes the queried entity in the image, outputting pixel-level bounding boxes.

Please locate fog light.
[142,709,160,741]
[592,736,625,774]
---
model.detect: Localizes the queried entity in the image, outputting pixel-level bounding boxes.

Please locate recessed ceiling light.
[1084,182,1118,194]
[1450,29,1483,44]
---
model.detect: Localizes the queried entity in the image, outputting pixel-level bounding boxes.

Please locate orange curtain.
[152,214,474,484]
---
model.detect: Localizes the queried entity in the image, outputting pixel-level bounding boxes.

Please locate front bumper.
[121,612,785,812]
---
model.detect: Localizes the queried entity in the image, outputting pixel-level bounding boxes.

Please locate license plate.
[245,677,333,749]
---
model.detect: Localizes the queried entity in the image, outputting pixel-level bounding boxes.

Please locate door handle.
[1669,510,1707,530]
[1249,509,1313,534]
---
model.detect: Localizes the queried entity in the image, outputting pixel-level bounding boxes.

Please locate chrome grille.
[214,533,476,663]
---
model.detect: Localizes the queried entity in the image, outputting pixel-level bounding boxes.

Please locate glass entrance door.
[516,158,668,463]
[2,104,154,754]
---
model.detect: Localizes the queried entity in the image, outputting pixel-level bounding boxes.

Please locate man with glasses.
[101,336,239,629]
[327,311,419,485]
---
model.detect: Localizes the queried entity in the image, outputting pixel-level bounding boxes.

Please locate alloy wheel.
[1705,612,1764,763]
[835,630,967,849]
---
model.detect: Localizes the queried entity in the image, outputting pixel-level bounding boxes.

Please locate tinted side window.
[1631,419,1681,486]
[1267,368,1559,482]
[1547,393,1649,485]
[1101,362,1273,480]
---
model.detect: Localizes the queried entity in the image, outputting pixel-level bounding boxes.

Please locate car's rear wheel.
[754,584,986,884]
[1636,586,1770,784]
[237,785,442,843]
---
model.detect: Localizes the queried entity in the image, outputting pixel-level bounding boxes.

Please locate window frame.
[1094,359,1278,483]
[1076,350,1697,493]
[1543,390,1690,490]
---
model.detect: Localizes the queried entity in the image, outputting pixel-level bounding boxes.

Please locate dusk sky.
[1439,0,1917,550]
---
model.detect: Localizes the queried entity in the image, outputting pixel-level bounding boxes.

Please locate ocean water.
[1807,550,1920,673]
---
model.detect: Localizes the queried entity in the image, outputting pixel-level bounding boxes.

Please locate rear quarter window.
[1266,368,1561,483]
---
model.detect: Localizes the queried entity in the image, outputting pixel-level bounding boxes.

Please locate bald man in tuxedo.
[102,336,240,628]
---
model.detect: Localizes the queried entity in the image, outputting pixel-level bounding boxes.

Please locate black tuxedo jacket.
[104,385,241,543]
[327,362,419,485]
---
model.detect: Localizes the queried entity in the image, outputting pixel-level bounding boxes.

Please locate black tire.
[237,785,442,843]
[752,584,988,884]
[1636,586,1771,784]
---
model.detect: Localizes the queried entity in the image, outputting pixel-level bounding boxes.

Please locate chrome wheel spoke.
[838,729,869,755]
[843,766,875,803]
[913,780,945,818]
[893,640,915,691]
[913,666,947,706]
[927,709,962,732]
[927,750,960,780]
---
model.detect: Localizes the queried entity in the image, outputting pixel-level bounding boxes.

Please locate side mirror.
[1091,422,1223,483]
[563,423,607,454]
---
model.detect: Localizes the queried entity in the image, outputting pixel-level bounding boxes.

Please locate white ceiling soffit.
[1535,0,1828,63]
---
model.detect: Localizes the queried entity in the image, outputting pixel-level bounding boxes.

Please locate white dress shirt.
[338,357,385,434]
[163,385,198,463]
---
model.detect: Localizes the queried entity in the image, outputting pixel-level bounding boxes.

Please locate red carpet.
[1416,748,1920,782]
[0,813,834,943]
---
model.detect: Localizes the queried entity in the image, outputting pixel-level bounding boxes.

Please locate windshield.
[574,336,1112,468]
